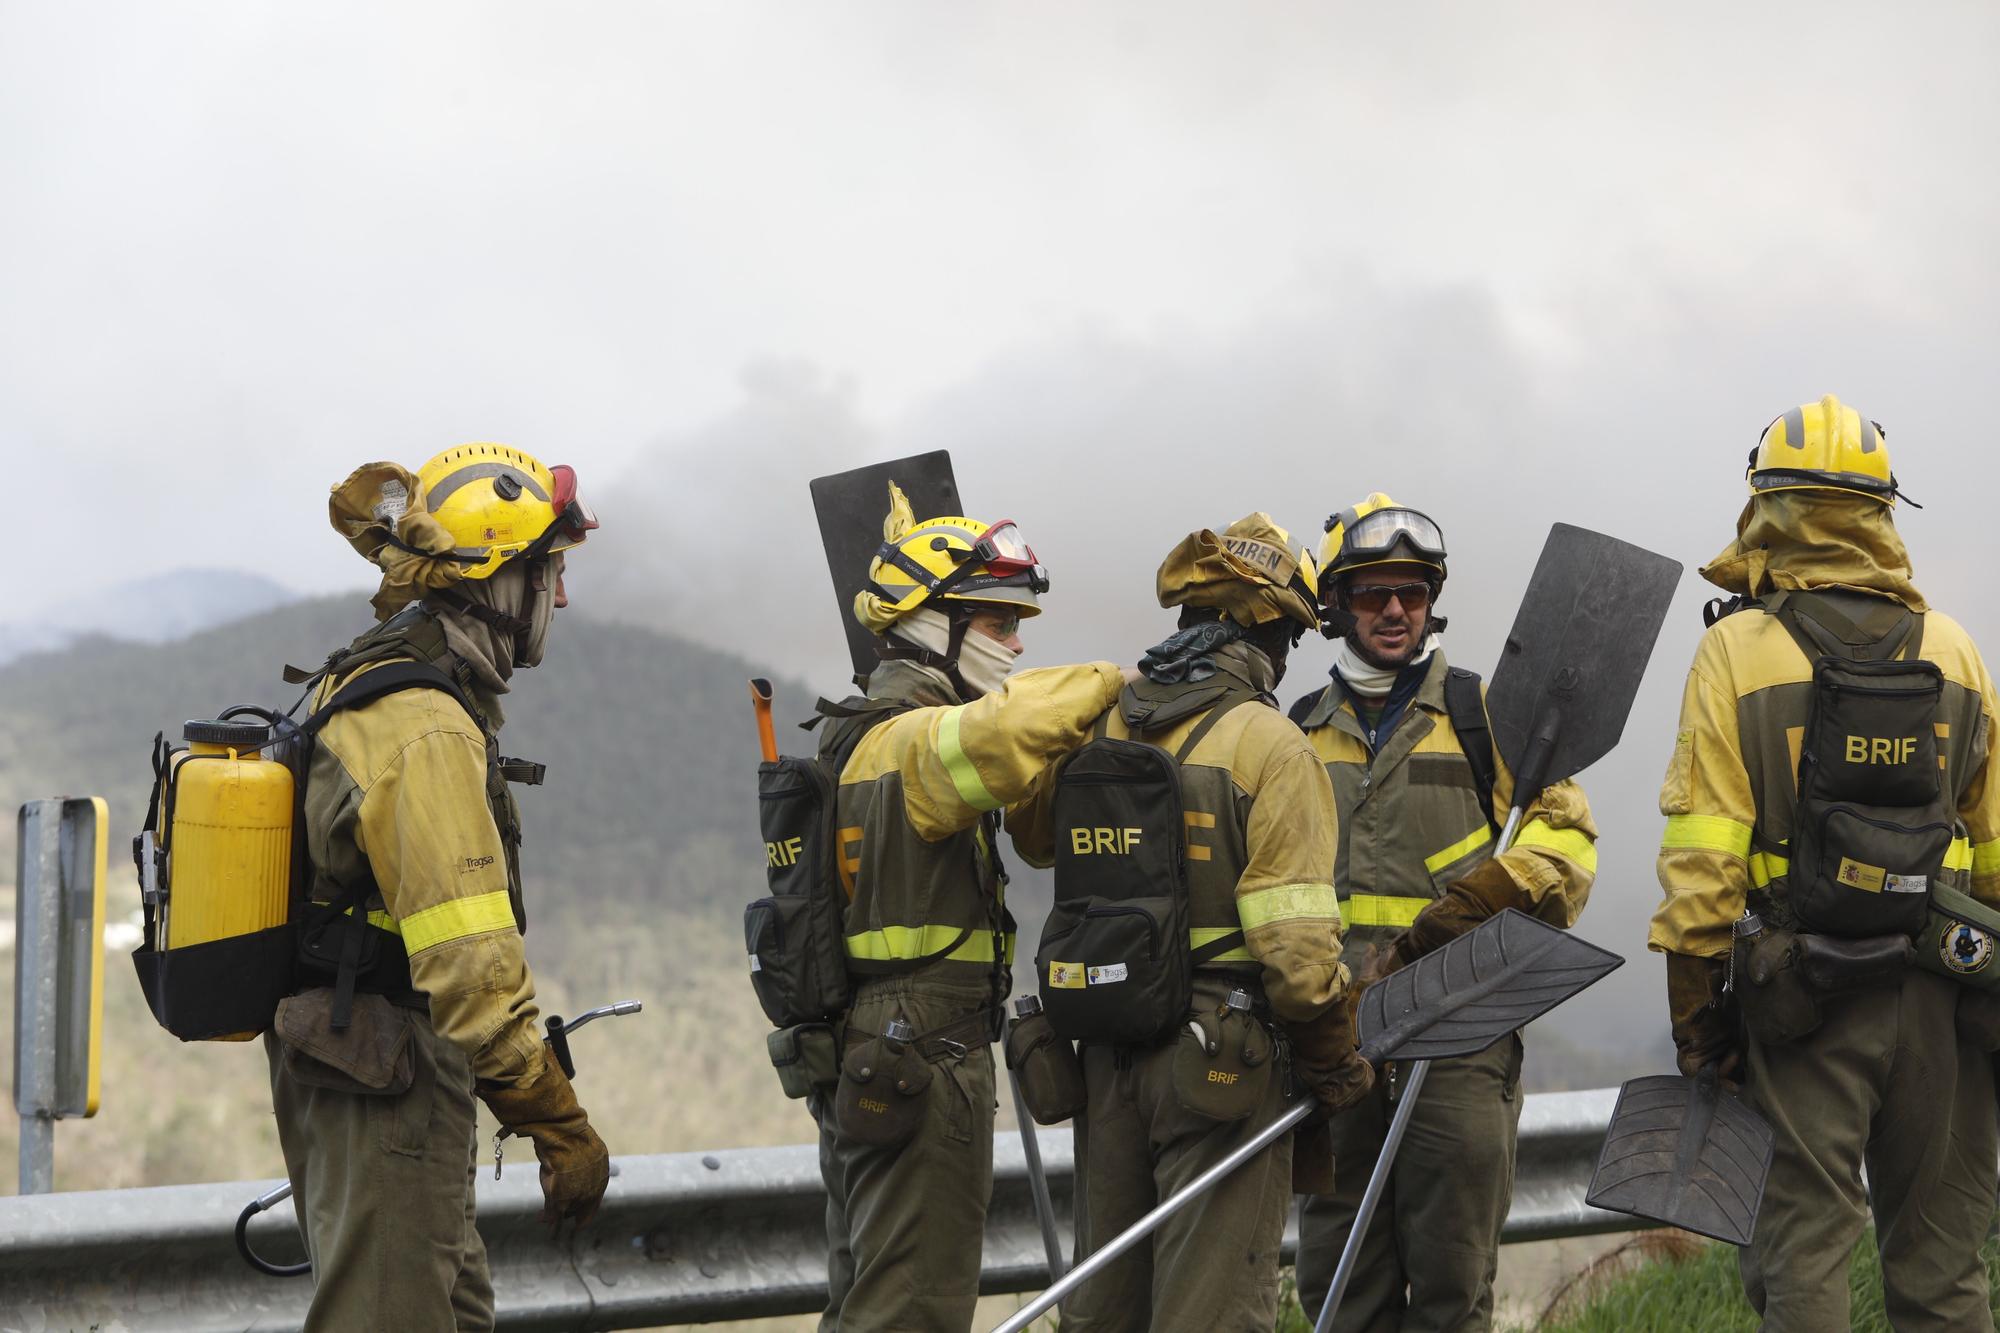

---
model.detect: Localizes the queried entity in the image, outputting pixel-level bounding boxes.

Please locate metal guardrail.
[0,1087,1640,1331]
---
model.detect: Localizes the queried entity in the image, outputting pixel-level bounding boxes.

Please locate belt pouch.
[1735,927,1822,1045]
[1794,932,1915,992]
[1003,1010,1087,1125]
[1170,1004,1273,1123]
[274,988,416,1096]
[834,1034,932,1148]
[1917,884,2000,993]
[767,1022,840,1100]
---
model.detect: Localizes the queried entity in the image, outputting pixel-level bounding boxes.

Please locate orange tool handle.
[749,678,778,763]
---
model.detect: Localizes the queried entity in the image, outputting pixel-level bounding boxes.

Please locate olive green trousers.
[1296,1034,1523,1333]
[1061,1013,1296,1331]
[265,1014,494,1332]
[815,976,997,1333]
[1739,967,1997,1332]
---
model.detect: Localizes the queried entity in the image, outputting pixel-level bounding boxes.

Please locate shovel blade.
[1356,909,1623,1063]
[1485,523,1682,789]
[810,451,961,680]
[1586,1072,1774,1247]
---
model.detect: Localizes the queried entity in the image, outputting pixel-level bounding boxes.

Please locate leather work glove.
[1288,990,1375,1121]
[1385,856,1521,969]
[482,1058,612,1226]
[1666,952,1742,1085]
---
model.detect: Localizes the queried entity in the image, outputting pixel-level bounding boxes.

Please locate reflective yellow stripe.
[937,707,1001,812]
[1188,925,1254,963]
[343,906,402,935]
[1343,893,1430,928]
[1661,814,1753,860]
[1237,882,1340,931]
[1750,851,1789,889]
[845,924,1014,964]
[1422,825,1492,875]
[399,890,516,955]
[1513,820,1599,874]
[1975,840,2000,877]
[1945,837,1973,872]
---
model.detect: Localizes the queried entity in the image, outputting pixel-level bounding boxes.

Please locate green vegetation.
[1531,1230,2000,1332]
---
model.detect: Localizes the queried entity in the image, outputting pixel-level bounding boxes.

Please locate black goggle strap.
[877,542,1048,602]
[374,527,486,566]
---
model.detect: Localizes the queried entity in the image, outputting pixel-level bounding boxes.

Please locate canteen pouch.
[1793,932,1914,993]
[1734,925,1822,1045]
[1170,1004,1274,1123]
[1918,884,2000,993]
[1004,1010,1087,1125]
[834,1034,932,1148]
[1038,737,1193,1045]
[766,1022,840,1100]
[747,755,852,1029]
[1790,657,1950,938]
[272,988,415,1096]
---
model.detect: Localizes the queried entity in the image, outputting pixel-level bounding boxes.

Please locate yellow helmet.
[854,482,1047,633]
[415,443,599,579]
[1747,394,1898,504]
[1318,492,1448,583]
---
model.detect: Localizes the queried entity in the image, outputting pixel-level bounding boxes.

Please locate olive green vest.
[1298,652,1496,963]
[831,660,1014,993]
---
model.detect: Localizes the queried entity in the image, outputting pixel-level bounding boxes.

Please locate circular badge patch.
[1940,924,1996,975]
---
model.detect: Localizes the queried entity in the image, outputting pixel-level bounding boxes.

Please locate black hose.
[236,1194,311,1278]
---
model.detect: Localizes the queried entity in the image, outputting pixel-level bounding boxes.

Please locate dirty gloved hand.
[1288,991,1375,1121]
[1666,952,1741,1084]
[1387,856,1522,968]
[481,1058,611,1226]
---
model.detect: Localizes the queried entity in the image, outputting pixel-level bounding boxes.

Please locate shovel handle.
[749,678,778,763]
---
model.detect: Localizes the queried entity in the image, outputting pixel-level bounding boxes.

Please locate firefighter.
[1293,494,1597,1332]
[1011,512,1371,1332]
[814,482,1137,1332]
[1650,396,2000,1330]
[269,447,608,1331]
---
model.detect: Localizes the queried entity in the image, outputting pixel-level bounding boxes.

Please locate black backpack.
[1036,697,1253,1045]
[744,697,907,1028]
[1760,592,1950,938]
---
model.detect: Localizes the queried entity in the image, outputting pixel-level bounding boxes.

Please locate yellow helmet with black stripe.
[1318,492,1448,583]
[416,443,598,580]
[1748,395,1899,504]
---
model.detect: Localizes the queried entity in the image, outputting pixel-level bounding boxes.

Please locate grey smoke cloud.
[7,0,2000,1047]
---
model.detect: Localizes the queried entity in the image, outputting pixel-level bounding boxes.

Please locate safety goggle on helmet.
[1323,503,1447,573]
[871,515,1050,621]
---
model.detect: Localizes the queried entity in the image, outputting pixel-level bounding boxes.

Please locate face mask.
[956,621,1020,697]
[515,553,562,669]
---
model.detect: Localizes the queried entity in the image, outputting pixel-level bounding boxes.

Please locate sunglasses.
[1343,581,1434,615]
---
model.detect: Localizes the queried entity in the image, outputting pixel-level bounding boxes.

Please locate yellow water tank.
[165,719,294,961]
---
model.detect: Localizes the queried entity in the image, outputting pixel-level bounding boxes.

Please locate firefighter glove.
[482,1058,612,1226]
[1666,952,1742,1084]
[1288,991,1375,1117]
[1391,855,1520,966]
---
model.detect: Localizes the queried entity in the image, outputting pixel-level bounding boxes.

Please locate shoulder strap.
[301,660,474,737]
[1286,689,1320,726]
[1173,692,1255,763]
[1770,591,1922,665]
[1443,666,1500,834]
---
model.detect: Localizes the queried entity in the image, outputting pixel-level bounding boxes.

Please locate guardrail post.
[14,802,62,1194]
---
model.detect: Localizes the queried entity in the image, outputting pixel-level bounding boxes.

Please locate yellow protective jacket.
[1650,492,2000,959]
[836,657,1127,986]
[305,625,544,1090]
[1009,642,1349,1024]
[1295,650,1598,963]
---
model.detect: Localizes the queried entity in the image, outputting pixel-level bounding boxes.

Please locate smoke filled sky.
[9,2,2000,1040]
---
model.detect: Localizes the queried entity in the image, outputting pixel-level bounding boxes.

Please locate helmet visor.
[549,464,600,545]
[968,519,1039,575]
[1340,507,1446,562]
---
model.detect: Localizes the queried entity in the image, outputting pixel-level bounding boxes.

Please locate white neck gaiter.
[1334,632,1439,699]
[890,606,1020,698]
